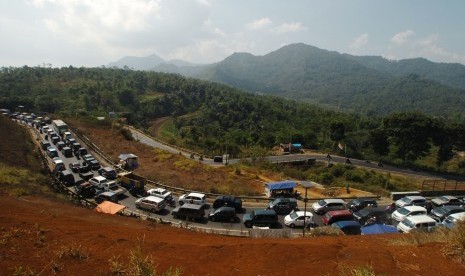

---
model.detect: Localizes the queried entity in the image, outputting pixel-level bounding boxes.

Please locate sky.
[1,0,465,67]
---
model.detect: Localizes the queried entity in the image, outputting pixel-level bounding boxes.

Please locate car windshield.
[161,190,169,195]
[402,197,413,204]
[403,219,416,228]
[438,196,448,202]
[289,212,299,220]
[435,207,447,215]
[397,208,411,215]
[358,209,370,216]
[317,200,327,206]
[352,199,361,205]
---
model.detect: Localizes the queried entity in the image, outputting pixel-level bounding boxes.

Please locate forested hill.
[187,43,465,118]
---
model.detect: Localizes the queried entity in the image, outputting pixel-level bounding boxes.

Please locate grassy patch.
[338,265,379,276]
[306,226,344,237]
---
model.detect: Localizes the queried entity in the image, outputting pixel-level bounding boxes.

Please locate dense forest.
[1,66,465,173]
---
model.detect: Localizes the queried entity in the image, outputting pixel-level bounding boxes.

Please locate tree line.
[1,66,464,173]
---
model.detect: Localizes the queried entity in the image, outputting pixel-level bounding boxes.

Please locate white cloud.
[272,22,305,34]
[350,33,369,49]
[387,32,465,64]
[246,18,272,30]
[391,30,414,45]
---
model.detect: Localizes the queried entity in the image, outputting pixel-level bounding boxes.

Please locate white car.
[443,212,465,229]
[284,210,313,228]
[391,206,427,222]
[178,192,206,206]
[89,176,108,189]
[395,196,427,208]
[397,215,438,233]
[311,198,345,215]
[135,196,166,213]
[147,188,173,200]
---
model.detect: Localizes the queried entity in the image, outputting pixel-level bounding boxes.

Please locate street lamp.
[300,181,314,237]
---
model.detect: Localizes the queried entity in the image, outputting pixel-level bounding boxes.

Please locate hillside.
[189,43,465,117]
[1,115,465,275]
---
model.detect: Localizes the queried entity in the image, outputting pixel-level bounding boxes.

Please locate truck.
[89,176,125,196]
[117,172,145,196]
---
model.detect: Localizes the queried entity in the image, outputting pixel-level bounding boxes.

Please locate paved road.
[128,126,461,180]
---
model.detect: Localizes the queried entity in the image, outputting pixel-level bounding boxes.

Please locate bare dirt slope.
[1,195,464,276]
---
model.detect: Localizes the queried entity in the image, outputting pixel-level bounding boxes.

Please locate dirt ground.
[1,195,464,275]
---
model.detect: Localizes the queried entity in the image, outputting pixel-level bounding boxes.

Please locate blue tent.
[265,181,297,191]
[361,224,399,235]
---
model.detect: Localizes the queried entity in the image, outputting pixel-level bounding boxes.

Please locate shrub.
[444,220,465,262]
[318,172,334,185]
[344,170,364,183]
[120,128,134,141]
[307,226,343,237]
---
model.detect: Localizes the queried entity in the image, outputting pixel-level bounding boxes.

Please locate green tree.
[383,112,433,164]
[369,128,390,156]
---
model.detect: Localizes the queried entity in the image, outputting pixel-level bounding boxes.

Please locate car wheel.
[230,218,235,223]
[179,201,184,205]
[135,205,140,209]
[152,208,157,213]
[173,214,178,219]
[245,222,252,228]
[290,223,295,228]
[211,217,216,222]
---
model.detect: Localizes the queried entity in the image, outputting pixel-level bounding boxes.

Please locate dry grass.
[306,226,344,237]
[338,265,379,276]
[443,220,465,263]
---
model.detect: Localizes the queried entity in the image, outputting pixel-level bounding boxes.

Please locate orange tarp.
[95,201,125,215]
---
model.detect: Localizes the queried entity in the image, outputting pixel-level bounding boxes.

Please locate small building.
[118,153,139,170]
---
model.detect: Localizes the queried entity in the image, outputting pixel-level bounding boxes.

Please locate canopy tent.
[265,181,297,197]
[361,224,399,235]
[95,201,125,215]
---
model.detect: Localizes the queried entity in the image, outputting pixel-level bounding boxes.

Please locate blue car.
[331,220,361,235]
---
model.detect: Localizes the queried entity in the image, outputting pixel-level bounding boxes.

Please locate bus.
[52,119,69,136]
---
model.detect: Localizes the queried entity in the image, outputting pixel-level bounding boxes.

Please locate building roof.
[265,181,297,191]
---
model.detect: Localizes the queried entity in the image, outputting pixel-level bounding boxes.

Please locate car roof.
[401,206,427,212]
[437,195,458,200]
[93,176,106,181]
[253,209,277,215]
[322,198,345,204]
[100,191,116,196]
[326,209,352,216]
[181,203,204,210]
[216,206,236,211]
[332,221,361,227]
[293,211,313,217]
[440,205,464,211]
[402,196,426,201]
[446,212,465,220]
[404,215,436,224]
[142,196,164,203]
[187,192,205,197]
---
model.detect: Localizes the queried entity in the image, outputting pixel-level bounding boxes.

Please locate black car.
[267,197,298,215]
[61,146,73,158]
[429,205,465,222]
[208,207,237,222]
[79,171,94,181]
[347,198,378,212]
[353,207,387,225]
[95,192,118,204]
[56,169,75,186]
[40,140,51,151]
[172,204,205,221]
[212,195,243,212]
[98,166,117,180]
[83,159,101,171]
[243,209,278,228]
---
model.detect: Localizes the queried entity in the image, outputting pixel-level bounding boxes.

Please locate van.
[135,196,166,213]
[172,204,205,221]
[57,169,75,186]
[322,210,354,225]
[243,209,278,228]
[208,207,237,222]
[267,197,298,215]
[397,215,438,233]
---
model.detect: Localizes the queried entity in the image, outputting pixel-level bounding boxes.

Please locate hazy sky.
[2,0,465,67]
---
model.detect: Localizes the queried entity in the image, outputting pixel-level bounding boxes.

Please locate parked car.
[346,198,378,212]
[46,147,58,158]
[69,162,89,173]
[397,215,438,233]
[208,207,237,222]
[82,154,95,163]
[61,146,73,158]
[395,196,427,208]
[331,221,362,235]
[97,166,117,180]
[178,192,206,206]
[52,158,66,172]
[40,140,51,151]
[172,203,205,221]
[66,138,76,147]
[147,188,173,200]
[391,206,427,222]
[442,212,465,229]
[135,196,166,213]
[95,191,119,204]
[431,195,462,208]
[79,171,94,181]
[51,136,60,145]
[429,205,465,222]
[212,195,243,212]
[322,210,354,225]
[56,169,75,186]
[75,182,96,198]
[284,210,313,228]
[312,199,345,215]
[243,209,278,228]
[267,197,298,215]
[353,207,388,225]
[83,159,101,171]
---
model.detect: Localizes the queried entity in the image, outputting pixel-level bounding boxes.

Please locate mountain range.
[108,43,465,118]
